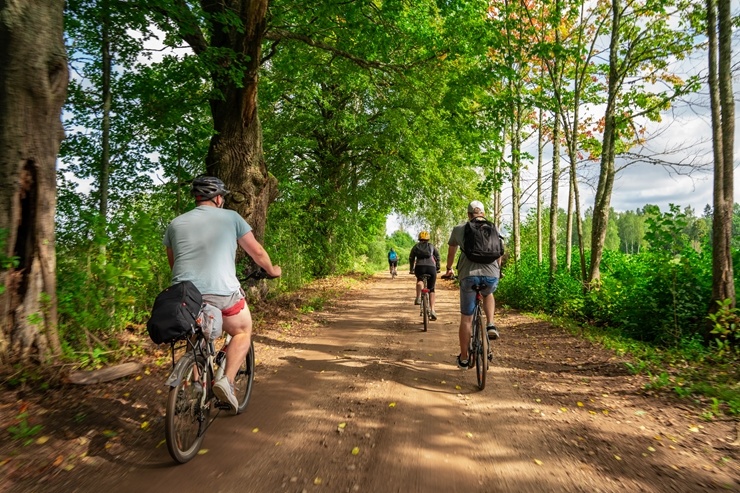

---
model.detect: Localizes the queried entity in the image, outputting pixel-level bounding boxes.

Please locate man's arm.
[166,247,175,270]
[445,244,457,276]
[237,231,282,278]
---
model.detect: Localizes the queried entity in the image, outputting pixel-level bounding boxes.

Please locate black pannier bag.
[147,281,203,344]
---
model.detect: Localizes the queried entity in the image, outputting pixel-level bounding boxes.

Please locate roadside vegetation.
[497,204,740,416]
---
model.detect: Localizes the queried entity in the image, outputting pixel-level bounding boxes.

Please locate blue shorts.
[459,276,498,316]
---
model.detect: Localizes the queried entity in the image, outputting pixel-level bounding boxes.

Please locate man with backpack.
[409,231,441,321]
[388,248,399,277]
[162,176,281,413]
[443,201,503,369]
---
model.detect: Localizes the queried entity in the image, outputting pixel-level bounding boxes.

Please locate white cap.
[467,200,485,214]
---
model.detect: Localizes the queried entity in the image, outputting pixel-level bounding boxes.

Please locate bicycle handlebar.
[243,267,280,281]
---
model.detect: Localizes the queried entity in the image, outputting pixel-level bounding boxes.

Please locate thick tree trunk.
[204,0,277,242]
[708,0,735,314]
[588,0,620,285]
[0,0,68,363]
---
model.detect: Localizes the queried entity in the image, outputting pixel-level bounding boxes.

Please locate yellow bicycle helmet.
[418,231,430,241]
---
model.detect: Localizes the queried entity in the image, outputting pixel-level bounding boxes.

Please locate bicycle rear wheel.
[165,352,211,463]
[422,293,429,332]
[474,306,486,390]
[234,340,255,414]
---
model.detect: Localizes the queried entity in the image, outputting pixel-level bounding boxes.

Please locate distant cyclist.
[388,248,399,277]
[162,176,281,413]
[444,201,502,369]
[409,231,441,321]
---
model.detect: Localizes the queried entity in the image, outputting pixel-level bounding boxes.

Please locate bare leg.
[459,314,472,360]
[221,304,253,384]
[430,291,436,311]
[483,294,494,325]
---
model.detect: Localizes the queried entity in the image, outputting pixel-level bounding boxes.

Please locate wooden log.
[68,362,143,385]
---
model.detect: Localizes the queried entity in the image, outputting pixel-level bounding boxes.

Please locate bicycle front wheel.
[474,307,487,390]
[165,352,211,463]
[233,340,255,414]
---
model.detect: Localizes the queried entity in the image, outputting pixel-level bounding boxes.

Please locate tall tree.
[587,0,697,284]
[0,0,68,362]
[707,0,735,311]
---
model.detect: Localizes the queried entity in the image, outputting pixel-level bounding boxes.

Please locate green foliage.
[56,187,174,359]
[708,299,740,359]
[7,412,43,445]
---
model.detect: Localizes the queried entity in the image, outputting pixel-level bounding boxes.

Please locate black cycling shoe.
[456,354,469,369]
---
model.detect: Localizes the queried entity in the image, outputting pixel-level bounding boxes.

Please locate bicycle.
[164,268,277,463]
[418,274,431,332]
[468,283,491,390]
[441,274,491,390]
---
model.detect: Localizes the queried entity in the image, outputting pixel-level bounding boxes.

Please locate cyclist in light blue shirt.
[163,176,281,412]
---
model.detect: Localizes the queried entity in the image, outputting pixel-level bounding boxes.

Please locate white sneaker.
[213,376,238,414]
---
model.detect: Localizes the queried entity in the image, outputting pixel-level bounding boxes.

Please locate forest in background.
[0,0,737,412]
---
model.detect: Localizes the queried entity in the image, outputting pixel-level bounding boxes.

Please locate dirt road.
[4,273,739,492]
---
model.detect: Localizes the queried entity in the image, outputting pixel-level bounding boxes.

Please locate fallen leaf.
[351,447,360,455]
[389,402,396,408]
[252,428,259,433]
[466,432,473,438]
[647,447,656,452]
[534,459,543,465]
[314,477,323,485]
[156,439,166,448]
[577,402,584,407]
[36,436,50,445]
[614,455,622,461]
[198,449,208,455]
[140,421,149,430]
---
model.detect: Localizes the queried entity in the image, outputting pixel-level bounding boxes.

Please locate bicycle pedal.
[215,401,232,411]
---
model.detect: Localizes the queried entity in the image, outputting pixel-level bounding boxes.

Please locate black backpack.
[415,242,433,260]
[462,219,504,264]
[146,281,203,344]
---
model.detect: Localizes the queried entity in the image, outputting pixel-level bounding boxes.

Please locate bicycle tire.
[474,306,486,390]
[165,352,211,463]
[234,340,255,414]
[422,294,429,332]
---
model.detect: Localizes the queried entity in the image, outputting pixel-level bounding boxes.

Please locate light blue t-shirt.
[163,206,252,295]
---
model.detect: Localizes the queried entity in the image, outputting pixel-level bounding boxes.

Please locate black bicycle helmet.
[191,175,230,200]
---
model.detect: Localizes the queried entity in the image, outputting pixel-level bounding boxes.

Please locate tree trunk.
[588,0,620,285]
[203,0,277,242]
[511,100,522,262]
[708,0,735,314]
[0,0,68,363]
[549,110,560,277]
[536,108,543,265]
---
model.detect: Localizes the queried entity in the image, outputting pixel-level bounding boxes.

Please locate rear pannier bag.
[147,281,203,344]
